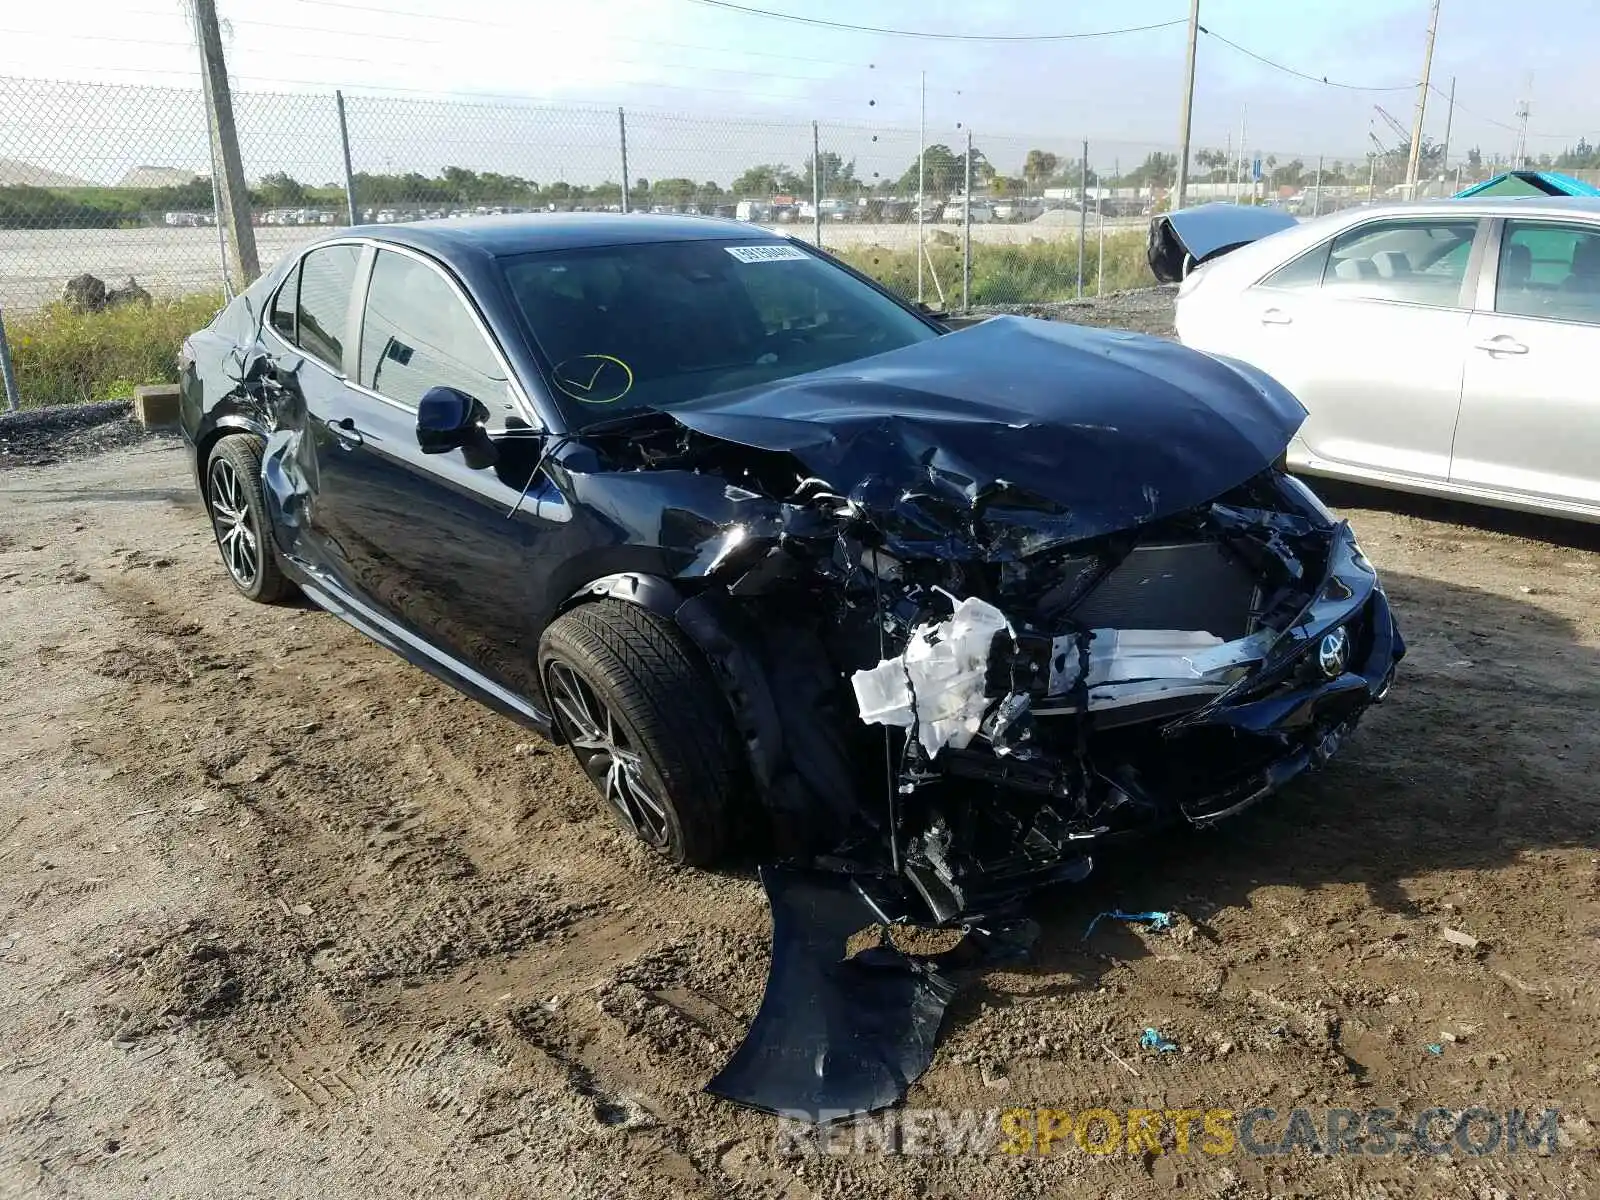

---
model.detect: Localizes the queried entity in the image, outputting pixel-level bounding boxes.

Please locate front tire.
[205,435,293,604]
[539,600,743,867]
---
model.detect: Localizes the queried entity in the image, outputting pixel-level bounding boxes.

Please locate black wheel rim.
[207,456,261,588]
[546,661,672,851]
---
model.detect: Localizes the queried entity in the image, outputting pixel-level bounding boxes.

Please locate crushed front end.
[575,318,1405,926]
[835,471,1403,923]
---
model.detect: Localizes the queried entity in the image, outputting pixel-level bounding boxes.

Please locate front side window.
[359,250,514,416]
[269,261,299,341]
[295,244,362,369]
[1322,218,1478,307]
[499,239,938,426]
[1495,221,1600,324]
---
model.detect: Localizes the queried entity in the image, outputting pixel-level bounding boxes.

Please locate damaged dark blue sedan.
[180,214,1403,928]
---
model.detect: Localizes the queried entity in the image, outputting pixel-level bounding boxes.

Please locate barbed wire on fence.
[3,73,1588,318]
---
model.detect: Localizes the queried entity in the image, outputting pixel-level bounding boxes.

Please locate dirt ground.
[3,340,1598,1197]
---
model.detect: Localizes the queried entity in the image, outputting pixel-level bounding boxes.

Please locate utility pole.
[1513,84,1532,168]
[618,108,630,213]
[0,303,20,412]
[917,70,926,304]
[1077,140,1087,298]
[1173,0,1200,212]
[335,90,358,226]
[192,0,259,284]
[1439,75,1456,184]
[812,120,822,247]
[961,128,971,311]
[1240,104,1248,203]
[1405,0,1441,199]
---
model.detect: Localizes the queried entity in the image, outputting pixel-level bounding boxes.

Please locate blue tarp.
[1454,170,1600,198]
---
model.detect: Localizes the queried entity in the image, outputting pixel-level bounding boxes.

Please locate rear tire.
[539,600,743,867]
[205,435,293,604]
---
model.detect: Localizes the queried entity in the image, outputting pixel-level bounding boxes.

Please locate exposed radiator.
[1064,541,1259,641]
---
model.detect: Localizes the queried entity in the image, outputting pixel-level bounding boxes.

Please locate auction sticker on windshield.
[725,244,810,263]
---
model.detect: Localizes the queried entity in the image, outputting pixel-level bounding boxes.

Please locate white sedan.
[1175,196,1600,522]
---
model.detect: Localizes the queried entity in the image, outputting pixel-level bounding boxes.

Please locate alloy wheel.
[207,455,261,588]
[545,660,672,850]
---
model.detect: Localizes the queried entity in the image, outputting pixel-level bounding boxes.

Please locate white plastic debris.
[851,596,1011,758]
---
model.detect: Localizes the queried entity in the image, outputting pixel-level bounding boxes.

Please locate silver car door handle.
[1259,308,1293,325]
[1474,335,1528,355]
[327,416,365,448]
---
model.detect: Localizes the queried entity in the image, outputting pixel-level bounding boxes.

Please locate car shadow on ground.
[947,560,1597,1015]
[1308,476,1600,553]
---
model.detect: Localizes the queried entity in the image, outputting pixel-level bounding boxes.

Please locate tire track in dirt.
[70,551,790,1197]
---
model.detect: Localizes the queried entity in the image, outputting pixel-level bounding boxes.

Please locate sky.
[2,0,1596,185]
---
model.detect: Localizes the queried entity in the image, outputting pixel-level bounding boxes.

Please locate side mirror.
[417,386,492,456]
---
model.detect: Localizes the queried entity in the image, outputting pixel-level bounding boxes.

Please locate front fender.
[559,572,686,619]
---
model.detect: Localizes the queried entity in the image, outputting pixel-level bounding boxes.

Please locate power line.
[1201,28,1416,92]
[1428,82,1594,143]
[206,2,884,72]
[676,1,1186,42]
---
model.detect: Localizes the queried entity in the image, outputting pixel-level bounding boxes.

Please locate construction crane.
[1370,105,1411,156]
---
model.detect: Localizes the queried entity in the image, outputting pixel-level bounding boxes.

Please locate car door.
[257,240,369,589]
[1237,215,1483,482]
[1451,218,1600,509]
[305,244,566,700]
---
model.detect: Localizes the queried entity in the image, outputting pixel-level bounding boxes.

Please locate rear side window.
[269,261,299,341]
[1495,221,1600,324]
[1259,244,1330,290]
[295,244,361,369]
[358,250,514,414]
[1322,218,1478,307]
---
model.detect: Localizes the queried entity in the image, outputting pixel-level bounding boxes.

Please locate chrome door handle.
[327,416,365,448]
[1474,335,1528,355]
[1260,308,1293,325]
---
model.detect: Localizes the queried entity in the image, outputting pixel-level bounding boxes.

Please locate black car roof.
[346,212,785,260]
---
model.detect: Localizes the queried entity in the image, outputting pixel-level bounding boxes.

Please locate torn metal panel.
[1147,203,1299,283]
[1038,626,1276,714]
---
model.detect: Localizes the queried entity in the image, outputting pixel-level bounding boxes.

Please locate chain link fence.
[6,72,1598,403]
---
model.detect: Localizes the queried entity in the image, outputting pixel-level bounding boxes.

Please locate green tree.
[1022,149,1058,188]
[800,151,859,197]
[1124,151,1177,188]
[897,144,989,197]
[651,177,699,206]
[731,163,790,196]
[256,171,305,207]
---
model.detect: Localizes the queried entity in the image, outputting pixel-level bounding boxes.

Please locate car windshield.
[499,239,938,425]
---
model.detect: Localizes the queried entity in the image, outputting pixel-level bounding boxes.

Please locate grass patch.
[9,292,223,410]
[835,230,1155,307]
[4,238,1153,410]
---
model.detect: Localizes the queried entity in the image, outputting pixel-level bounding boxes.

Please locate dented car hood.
[663,316,1306,550]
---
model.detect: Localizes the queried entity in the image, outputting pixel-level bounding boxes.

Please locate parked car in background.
[939,201,993,223]
[1176,196,1600,522]
[177,213,1400,922]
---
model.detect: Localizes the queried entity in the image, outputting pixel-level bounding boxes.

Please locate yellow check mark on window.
[566,359,607,391]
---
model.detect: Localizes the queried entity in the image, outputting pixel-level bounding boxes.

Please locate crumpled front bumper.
[1152,521,1404,824]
